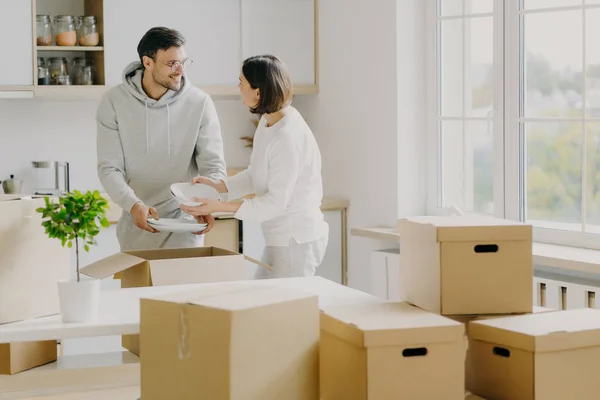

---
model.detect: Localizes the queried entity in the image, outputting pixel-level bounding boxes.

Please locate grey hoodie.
[96,61,227,250]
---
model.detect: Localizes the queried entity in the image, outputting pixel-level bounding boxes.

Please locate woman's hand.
[192,214,214,235]
[180,198,241,216]
[192,176,228,194]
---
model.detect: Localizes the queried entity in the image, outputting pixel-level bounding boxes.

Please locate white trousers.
[255,236,329,279]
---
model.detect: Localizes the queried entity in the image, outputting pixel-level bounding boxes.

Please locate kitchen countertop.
[104,195,349,224]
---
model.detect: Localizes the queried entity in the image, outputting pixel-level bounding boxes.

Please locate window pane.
[523,10,583,118]
[467,17,494,117]
[522,0,581,10]
[441,0,493,16]
[441,19,463,117]
[465,0,493,14]
[586,9,600,117]
[440,121,494,213]
[586,123,600,232]
[440,0,463,16]
[525,122,582,230]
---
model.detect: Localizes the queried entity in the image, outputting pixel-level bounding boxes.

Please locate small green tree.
[36,190,110,282]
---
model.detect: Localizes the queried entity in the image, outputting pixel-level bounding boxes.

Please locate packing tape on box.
[179,304,191,360]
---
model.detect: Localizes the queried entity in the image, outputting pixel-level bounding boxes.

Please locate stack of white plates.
[147,217,207,233]
[170,182,220,206]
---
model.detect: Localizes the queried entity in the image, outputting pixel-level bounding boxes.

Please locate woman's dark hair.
[137,27,186,63]
[242,55,292,114]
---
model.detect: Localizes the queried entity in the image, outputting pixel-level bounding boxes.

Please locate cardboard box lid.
[469,308,600,353]
[398,216,531,242]
[79,252,148,279]
[145,283,317,311]
[320,302,464,348]
[80,247,244,281]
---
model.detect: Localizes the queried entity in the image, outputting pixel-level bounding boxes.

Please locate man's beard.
[153,70,182,91]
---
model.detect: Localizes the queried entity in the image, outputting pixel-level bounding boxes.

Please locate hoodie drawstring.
[145,99,149,155]
[167,103,171,160]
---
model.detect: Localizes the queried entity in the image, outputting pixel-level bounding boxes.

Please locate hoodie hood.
[122,61,191,158]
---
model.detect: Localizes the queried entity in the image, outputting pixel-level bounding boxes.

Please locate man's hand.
[130,202,159,233]
[193,214,215,235]
[192,176,228,194]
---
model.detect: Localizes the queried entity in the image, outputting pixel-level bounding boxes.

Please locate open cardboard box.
[80,246,260,356]
[0,195,70,374]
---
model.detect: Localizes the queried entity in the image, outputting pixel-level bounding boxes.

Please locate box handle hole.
[493,347,510,358]
[474,244,499,253]
[402,347,428,357]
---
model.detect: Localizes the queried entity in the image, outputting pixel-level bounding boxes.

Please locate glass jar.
[81,66,94,85]
[78,16,99,46]
[38,66,50,85]
[36,15,52,46]
[48,57,68,85]
[69,58,95,85]
[54,15,77,46]
[57,75,71,85]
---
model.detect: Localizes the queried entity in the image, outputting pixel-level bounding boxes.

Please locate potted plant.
[36,190,110,323]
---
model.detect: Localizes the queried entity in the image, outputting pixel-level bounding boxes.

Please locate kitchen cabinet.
[240,208,345,284]
[369,248,403,301]
[0,0,34,91]
[241,0,317,90]
[103,0,241,89]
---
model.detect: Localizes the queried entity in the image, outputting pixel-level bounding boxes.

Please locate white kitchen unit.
[241,209,344,284]
[0,0,34,96]
[2,0,317,100]
[103,0,241,89]
[369,248,403,301]
[241,0,317,90]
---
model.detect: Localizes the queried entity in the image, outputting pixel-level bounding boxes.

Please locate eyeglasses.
[154,58,193,72]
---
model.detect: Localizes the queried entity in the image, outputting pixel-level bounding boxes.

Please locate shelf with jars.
[34,0,104,94]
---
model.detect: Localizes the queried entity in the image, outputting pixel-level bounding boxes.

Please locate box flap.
[126,246,238,261]
[80,252,148,279]
[145,283,317,311]
[320,302,464,348]
[469,308,600,353]
[398,216,531,242]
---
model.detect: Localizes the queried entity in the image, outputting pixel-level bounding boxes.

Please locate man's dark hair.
[242,55,292,115]
[137,27,186,63]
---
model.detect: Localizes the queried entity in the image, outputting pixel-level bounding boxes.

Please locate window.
[427,0,503,217]
[429,0,600,249]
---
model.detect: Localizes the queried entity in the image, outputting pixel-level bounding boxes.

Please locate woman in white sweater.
[180,54,329,279]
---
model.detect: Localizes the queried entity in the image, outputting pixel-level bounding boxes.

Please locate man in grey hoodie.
[96,27,227,251]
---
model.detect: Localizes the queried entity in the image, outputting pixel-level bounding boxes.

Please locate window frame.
[427,0,600,251]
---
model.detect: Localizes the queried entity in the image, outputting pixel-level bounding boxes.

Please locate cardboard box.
[397,215,532,315]
[320,302,466,399]
[0,341,57,375]
[0,196,69,375]
[0,196,70,324]
[449,306,556,393]
[81,246,250,356]
[468,308,600,400]
[465,393,486,400]
[139,283,319,400]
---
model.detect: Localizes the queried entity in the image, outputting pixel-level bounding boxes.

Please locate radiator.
[533,276,599,310]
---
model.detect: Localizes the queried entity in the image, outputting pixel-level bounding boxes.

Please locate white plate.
[147,218,207,233]
[170,183,220,206]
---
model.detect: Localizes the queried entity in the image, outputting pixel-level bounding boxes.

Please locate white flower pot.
[57,278,101,323]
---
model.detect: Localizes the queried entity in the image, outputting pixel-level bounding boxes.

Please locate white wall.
[0,0,427,294]
[302,0,427,292]
[0,98,274,193]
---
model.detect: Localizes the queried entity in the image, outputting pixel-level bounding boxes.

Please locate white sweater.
[225,106,329,246]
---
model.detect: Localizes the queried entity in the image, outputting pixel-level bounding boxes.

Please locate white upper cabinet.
[0,0,33,87]
[241,0,316,87]
[102,0,241,88]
